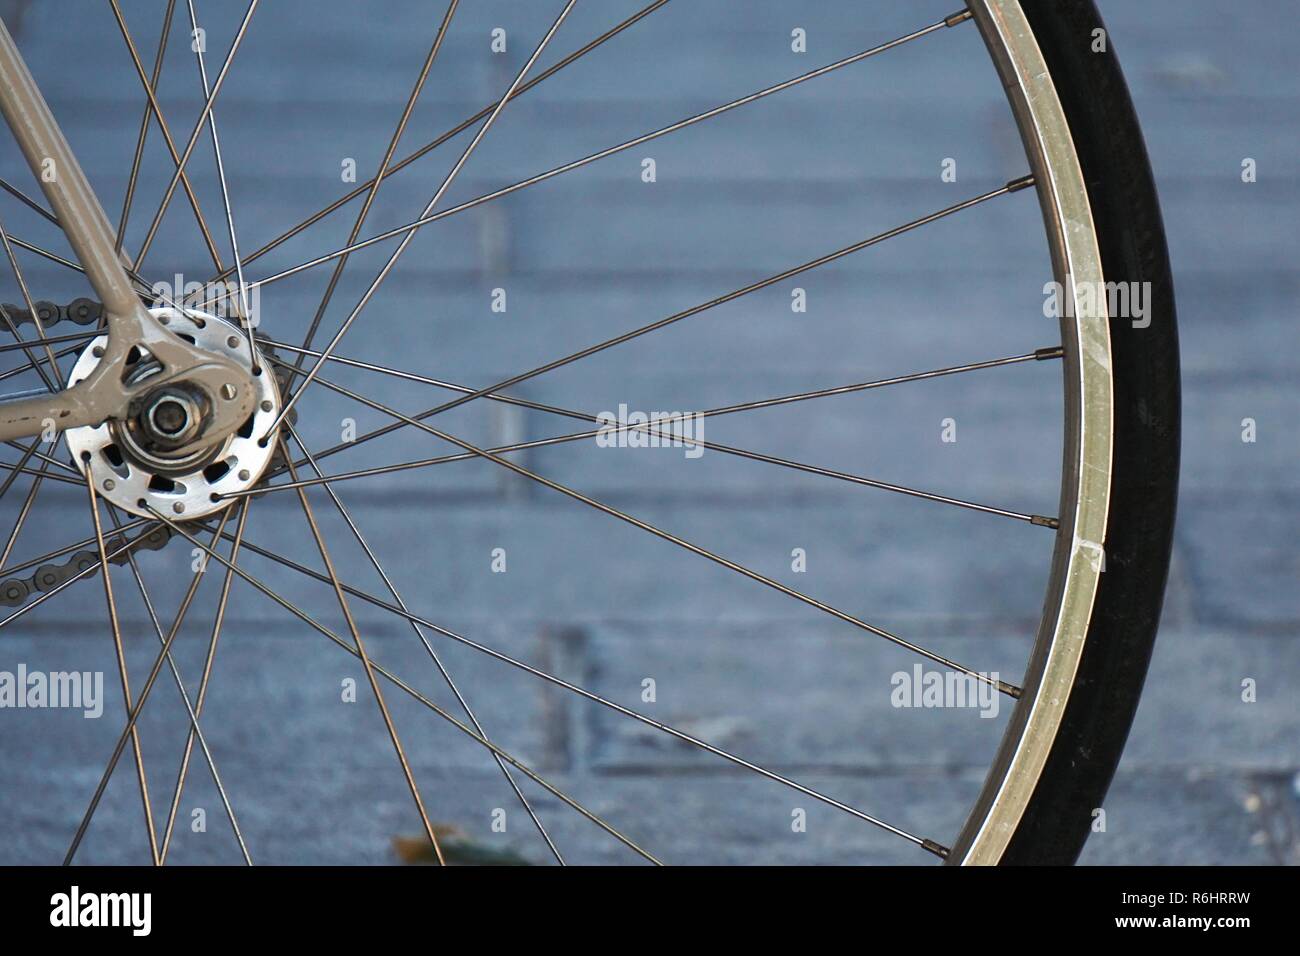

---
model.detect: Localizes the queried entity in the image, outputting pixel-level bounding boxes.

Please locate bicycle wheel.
[0,0,1177,865]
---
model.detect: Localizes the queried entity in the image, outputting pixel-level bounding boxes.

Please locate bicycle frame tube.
[0,17,255,445]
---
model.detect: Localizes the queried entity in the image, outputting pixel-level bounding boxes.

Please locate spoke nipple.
[1030,514,1061,530]
[1007,173,1037,193]
[922,839,951,858]
[1034,346,1065,361]
[1001,680,1023,700]
[943,9,974,28]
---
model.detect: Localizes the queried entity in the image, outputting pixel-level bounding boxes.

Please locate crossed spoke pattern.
[0,2,1068,865]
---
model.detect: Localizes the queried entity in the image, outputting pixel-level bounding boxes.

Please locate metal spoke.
[272,176,1033,471]
[158,498,249,862]
[255,342,1061,526]
[107,503,251,864]
[133,0,259,270]
[83,462,160,865]
[208,10,973,300]
[0,437,39,500]
[268,338,1058,429]
[0,520,155,632]
[115,0,178,252]
[6,232,83,275]
[0,343,86,392]
[5,439,81,476]
[157,513,664,864]
[294,0,460,369]
[0,329,97,354]
[0,310,61,388]
[0,296,57,391]
[3,210,204,323]
[184,0,255,369]
[190,518,946,857]
[1,197,196,316]
[0,442,52,571]
[0,194,257,377]
[0,176,165,292]
[205,0,674,288]
[109,0,224,270]
[268,0,580,435]
[0,175,60,224]
[0,454,81,486]
[284,421,564,864]
[276,370,1019,698]
[0,210,62,382]
[63,514,215,865]
[277,437,447,866]
[0,515,149,585]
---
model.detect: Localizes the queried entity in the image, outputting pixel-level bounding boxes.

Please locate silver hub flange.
[65,307,279,519]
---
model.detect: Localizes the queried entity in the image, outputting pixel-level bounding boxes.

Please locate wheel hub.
[65,307,280,519]
[141,386,205,448]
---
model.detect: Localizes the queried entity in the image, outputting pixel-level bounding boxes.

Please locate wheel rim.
[952,0,1113,864]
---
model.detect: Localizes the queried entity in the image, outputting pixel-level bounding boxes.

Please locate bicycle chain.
[0,299,295,608]
[0,524,173,607]
[0,296,104,330]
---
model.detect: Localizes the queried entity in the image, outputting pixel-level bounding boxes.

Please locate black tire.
[1000,0,1181,864]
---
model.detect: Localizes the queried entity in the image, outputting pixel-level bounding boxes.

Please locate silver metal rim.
[952,0,1114,864]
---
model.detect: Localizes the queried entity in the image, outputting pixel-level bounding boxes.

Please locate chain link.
[0,524,174,607]
[0,296,104,330]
